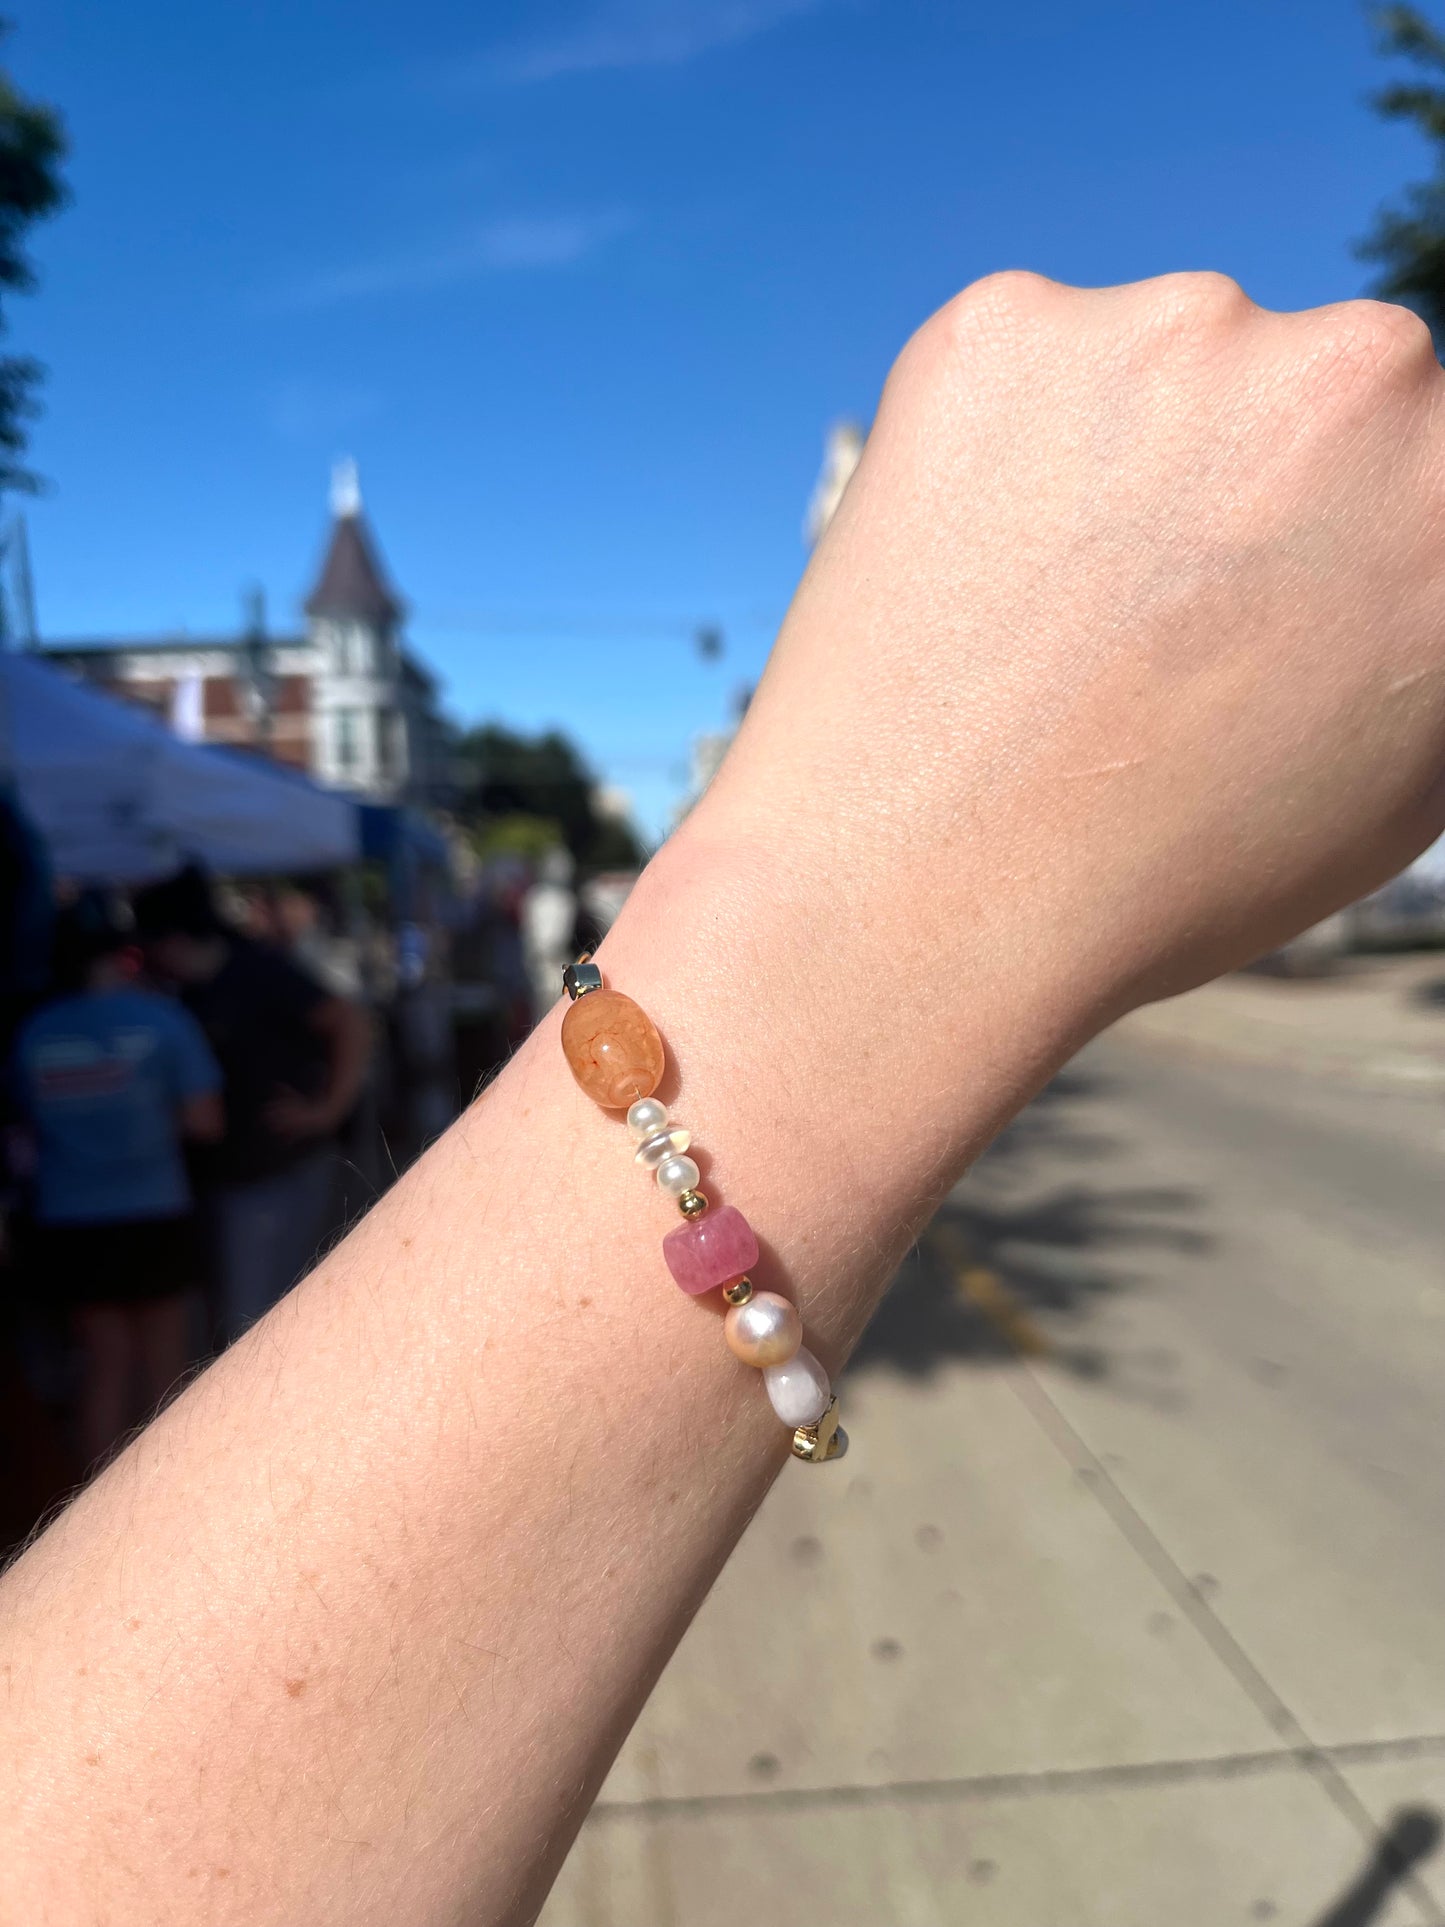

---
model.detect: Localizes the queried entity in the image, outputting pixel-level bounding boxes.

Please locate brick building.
[45,464,451,806]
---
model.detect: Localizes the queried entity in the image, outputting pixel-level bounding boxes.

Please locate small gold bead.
[723,1275,754,1307]
[678,1189,709,1219]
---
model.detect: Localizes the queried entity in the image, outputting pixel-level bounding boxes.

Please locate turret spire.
[305,464,403,625]
[330,456,362,519]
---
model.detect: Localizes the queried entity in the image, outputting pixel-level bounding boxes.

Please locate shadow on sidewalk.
[1310,1805,1441,1926]
[850,1064,1209,1384]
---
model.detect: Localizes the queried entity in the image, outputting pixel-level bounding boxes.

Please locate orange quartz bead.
[561,988,666,1111]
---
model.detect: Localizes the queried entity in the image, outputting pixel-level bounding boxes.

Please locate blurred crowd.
[1,868,371,1497]
[0,846,633,1549]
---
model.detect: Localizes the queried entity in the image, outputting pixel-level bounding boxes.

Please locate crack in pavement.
[587,1733,1445,1825]
[1009,1360,1445,1921]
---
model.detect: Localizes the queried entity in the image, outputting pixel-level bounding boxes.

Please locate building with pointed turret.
[44,464,451,806]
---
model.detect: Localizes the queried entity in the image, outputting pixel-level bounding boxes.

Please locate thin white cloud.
[488,0,830,83]
[266,210,634,314]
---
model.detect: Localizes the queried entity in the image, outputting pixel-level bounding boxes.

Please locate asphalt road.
[542,1032,1445,1927]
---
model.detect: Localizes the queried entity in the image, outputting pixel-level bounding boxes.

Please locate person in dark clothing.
[10,896,223,1466]
[133,867,370,1345]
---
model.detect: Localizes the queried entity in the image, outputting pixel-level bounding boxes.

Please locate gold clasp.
[562,955,603,1000]
[792,1397,847,1463]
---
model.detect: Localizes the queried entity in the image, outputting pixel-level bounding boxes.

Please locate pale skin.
[5,272,1445,1925]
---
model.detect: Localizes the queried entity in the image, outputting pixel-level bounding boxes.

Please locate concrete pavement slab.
[602,1363,1277,1808]
[997,1047,1445,1745]
[1116,956,1445,1092]
[1324,1750,1445,1920]
[1032,1320,1445,1748]
[541,1810,664,1927]
[542,1767,1432,1927]
[548,1036,1445,1924]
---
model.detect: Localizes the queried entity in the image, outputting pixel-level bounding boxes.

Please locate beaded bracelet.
[561,958,846,1464]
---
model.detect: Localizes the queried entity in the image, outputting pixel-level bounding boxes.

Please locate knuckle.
[913,269,1058,364]
[1318,299,1437,383]
[952,268,1057,323]
[1144,270,1252,336]
[886,271,1059,400]
[1298,301,1441,424]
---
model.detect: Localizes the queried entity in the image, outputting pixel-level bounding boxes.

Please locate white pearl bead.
[655,1153,701,1197]
[634,1127,692,1170]
[725,1291,802,1368]
[627,1098,669,1142]
[764,1347,831,1428]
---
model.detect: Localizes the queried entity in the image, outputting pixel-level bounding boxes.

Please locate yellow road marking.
[927,1222,1051,1358]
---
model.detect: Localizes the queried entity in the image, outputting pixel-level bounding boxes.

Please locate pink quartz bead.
[662,1204,760,1297]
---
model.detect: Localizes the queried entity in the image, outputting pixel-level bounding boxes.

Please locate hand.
[263,1086,340,1141]
[695,272,1445,1039]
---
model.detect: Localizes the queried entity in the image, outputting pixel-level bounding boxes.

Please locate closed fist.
[713,271,1445,1011]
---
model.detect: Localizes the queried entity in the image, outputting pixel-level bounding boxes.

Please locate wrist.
[595,813,1109,1353]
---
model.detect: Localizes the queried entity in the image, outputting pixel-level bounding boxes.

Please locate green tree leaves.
[1360,6,1445,335]
[455,724,643,870]
[0,29,67,495]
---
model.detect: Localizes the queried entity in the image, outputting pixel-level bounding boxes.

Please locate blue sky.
[11,0,1432,836]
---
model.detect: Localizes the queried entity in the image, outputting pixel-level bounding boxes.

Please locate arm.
[265,991,371,1140]
[178,1090,223,1143]
[308,993,369,1124]
[4,274,1445,1927]
[1,856,1047,1927]
[167,1006,224,1146]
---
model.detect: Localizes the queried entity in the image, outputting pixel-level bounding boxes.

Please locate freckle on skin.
[285,1677,308,1698]
[577,1295,592,1309]
[127,1618,141,1632]
[84,1754,99,1767]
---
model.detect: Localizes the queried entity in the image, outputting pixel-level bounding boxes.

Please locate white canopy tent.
[0,651,359,882]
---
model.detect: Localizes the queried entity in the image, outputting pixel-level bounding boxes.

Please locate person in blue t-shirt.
[11,897,223,1467]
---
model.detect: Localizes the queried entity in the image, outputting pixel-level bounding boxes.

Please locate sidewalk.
[541,1338,1439,1927]
[537,977,1445,1926]
[1114,953,1445,1091]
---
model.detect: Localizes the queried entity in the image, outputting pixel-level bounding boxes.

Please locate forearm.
[0,824,1100,1927]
